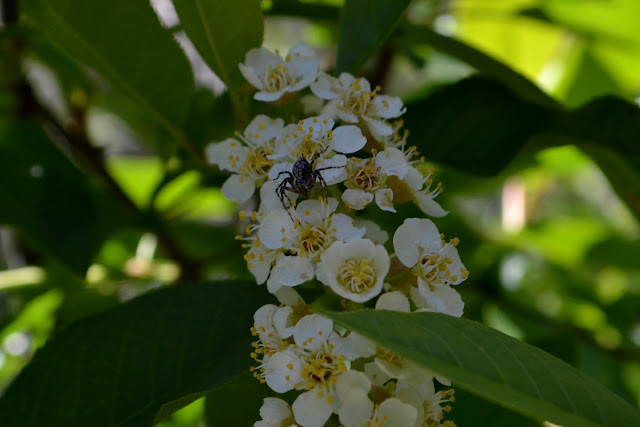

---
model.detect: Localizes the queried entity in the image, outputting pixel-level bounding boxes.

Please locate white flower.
[316,238,389,303]
[341,148,408,212]
[311,72,405,138]
[240,43,320,102]
[255,398,296,427]
[375,291,411,312]
[268,115,366,188]
[395,380,456,427]
[412,284,464,317]
[393,218,468,289]
[207,115,284,202]
[250,304,296,384]
[264,314,366,427]
[257,198,365,293]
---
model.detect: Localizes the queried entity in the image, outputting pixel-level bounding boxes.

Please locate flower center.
[242,146,274,178]
[301,352,346,391]
[338,258,376,294]
[412,252,454,287]
[265,63,292,92]
[298,225,329,258]
[346,157,383,191]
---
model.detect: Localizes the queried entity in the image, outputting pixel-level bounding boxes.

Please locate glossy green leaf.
[336,0,412,74]
[204,371,288,426]
[323,310,640,427]
[0,119,125,272]
[172,0,263,95]
[0,281,273,425]
[406,76,640,176]
[397,25,560,109]
[405,77,550,175]
[21,0,195,131]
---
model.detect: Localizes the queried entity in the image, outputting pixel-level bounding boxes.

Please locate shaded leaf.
[172,0,263,94]
[323,310,640,427]
[0,281,273,426]
[0,119,124,272]
[406,76,640,177]
[404,77,550,175]
[22,0,195,132]
[336,0,412,74]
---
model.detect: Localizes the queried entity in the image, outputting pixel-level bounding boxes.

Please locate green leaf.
[172,0,263,95]
[405,77,551,176]
[322,310,640,427]
[406,76,640,175]
[21,0,195,132]
[396,25,560,109]
[0,281,273,426]
[336,0,412,74]
[0,119,125,272]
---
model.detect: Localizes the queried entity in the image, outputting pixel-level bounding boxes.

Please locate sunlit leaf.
[336,0,412,73]
[323,310,640,427]
[0,281,273,425]
[397,26,559,109]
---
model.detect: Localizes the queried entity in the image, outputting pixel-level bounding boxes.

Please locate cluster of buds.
[207,44,468,427]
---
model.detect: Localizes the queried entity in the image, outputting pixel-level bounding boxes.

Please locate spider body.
[275,150,342,218]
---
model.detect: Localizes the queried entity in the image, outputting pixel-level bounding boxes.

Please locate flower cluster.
[208,43,469,427]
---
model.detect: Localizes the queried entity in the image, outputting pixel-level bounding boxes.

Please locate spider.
[275,149,342,219]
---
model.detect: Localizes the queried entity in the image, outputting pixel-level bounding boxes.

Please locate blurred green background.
[0,0,639,425]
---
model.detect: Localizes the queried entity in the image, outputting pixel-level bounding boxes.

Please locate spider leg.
[276,179,297,221]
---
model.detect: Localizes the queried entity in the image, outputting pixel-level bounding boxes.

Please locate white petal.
[264,350,302,393]
[244,115,284,142]
[335,370,372,402]
[338,389,374,427]
[362,116,392,137]
[332,125,367,154]
[364,361,391,387]
[255,89,287,102]
[259,180,287,213]
[295,198,338,224]
[414,191,448,217]
[270,255,315,287]
[372,95,405,119]
[292,390,333,427]
[416,285,464,317]
[243,47,282,74]
[335,106,359,124]
[316,155,347,185]
[393,218,441,267]
[375,397,417,427]
[310,71,341,100]
[376,291,410,312]
[206,138,247,172]
[268,161,294,181]
[221,174,256,203]
[376,148,408,178]
[293,314,333,351]
[404,167,424,190]
[354,219,389,245]
[259,210,294,249]
[259,397,293,423]
[273,306,296,339]
[238,62,263,89]
[331,214,366,242]
[273,286,305,307]
[375,188,396,212]
[330,331,376,360]
[342,188,374,210]
[254,304,278,330]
